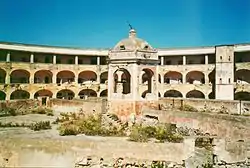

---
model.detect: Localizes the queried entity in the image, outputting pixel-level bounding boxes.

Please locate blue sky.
[0,0,249,49]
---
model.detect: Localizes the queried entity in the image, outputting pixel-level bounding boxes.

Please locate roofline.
[0,41,250,56]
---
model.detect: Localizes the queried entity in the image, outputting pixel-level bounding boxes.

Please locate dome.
[113,29,153,51]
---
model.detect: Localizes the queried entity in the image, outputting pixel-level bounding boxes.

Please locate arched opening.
[142,68,154,93]
[164,71,182,84]
[78,70,97,84]
[113,69,131,94]
[235,69,250,84]
[141,90,149,98]
[100,71,108,84]
[158,74,161,83]
[78,89,97,99]
[34,70,53,84]
[0,91,6,100]
[34,89,53,99]
[57,71,75,84]
[56,89,75,100]
[235,92,250,101]
[186,71,205,84]
[164,90,182,98]
[10,90,30,100]
[158,92,161,97]
[0,68,6,83]
[100,89,107,97]
[208,92,215,99]
[186,90,205,99]
[10,69,30,83]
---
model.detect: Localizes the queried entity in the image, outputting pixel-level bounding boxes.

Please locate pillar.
[161,74,164,84]
[161,56,164,65]
[53,55,56,64]
[29,72,34,84]
[30,54,34,63]
[75,56,78,65]
[5,72,10,84]
[183,56,186,65]
[97,56,100,65]
[205,55,208,65]
[52,72,57,84]
[183,73,186,84]
[6,52,10,62]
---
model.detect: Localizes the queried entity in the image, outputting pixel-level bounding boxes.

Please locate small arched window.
[144,45,149,49]
[120,45,125,50]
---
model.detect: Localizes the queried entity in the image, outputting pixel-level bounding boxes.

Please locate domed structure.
[113,29,153,51]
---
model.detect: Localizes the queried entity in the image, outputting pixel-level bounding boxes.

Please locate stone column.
[161,56,164,65]
[183,73,186,84]
[5,72,10,84]
[30,53,34,63]
[53,55,56,64]
[161,74,164,84]
[52,72,57,84]
[75,56,78,65]
[6,52,10,62]
[205,55,208,65]
[97,56,100,65]
[74,73,78,84]
[29,72,34,84]
[183,55,186,65]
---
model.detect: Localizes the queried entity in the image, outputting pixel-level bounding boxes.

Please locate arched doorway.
[164,71,182,84]
[34,89,53,99]
[0,68,6,83]
[57,71,75,84]
[164,90,182,98]
[100,71,108,84]
[78,70,97,83]
[56,89,75,100]
[186,71,205,84]
[100,89,107,97]
[10,90,30,100]
[78,89,97,99]
[34,70,53,83]
[113,69,131,94]
[186,90,205,98]
[142,68,154,94]
[10,69,30,83]
[235,91,250,101]
[0,91,6,100]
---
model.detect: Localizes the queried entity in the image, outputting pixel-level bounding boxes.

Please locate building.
[0,29,250,103]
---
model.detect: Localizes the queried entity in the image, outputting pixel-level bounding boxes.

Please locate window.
[68,59,74,64]
[78,59,83,64]
[228,78,231,83]
[144,45,149,49]
[178,60,183,65]
[228,56,231,61]
[219,78,222,84]
[120,45,125,50]
[220,56,222,60]
[166,60,171,65]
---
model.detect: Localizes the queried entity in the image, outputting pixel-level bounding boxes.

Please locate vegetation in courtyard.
[0,120,52,131]
[129,124,184,143]
[180,104,198,112]
[57,113,126,136]
[0,106,54,117]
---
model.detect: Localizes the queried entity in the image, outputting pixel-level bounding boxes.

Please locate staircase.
[101,113,126,129]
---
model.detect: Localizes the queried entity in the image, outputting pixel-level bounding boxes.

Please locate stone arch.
[235,69,250,84]
[0,91,6,100]
[34,89,53,99]
[186,90,205,99]
[235,91,250,101]
[141,90,149,98]
[10,69,30,83]
[142,68,154,93]
[100,71,108,84]
[34,70,53,84]
[100,89,107,97]
[10,90,30,100]
[56,89,75,100]
[164,71,182,84]
[78,70,97,83]
[0,68,6,83]
[186,71,205,84]
[78,89,97,99]
[113,69,131,94]
[208,69,215,84]
[164,90,183,98]
[56,70,75,84]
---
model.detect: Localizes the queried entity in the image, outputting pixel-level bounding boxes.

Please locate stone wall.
[159,98,250,115]
[0,99,39,109]
[50,98,107,114]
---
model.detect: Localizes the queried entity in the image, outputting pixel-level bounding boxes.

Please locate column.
[183,55,186,65]
[29,72,34,84]
[75,73,78,84]
[205,55,208,65]
[30,53,34,63]
[205,73,209,84]
[5,72,10,84]
[183,73,186,84]
[75,56,78,65]
[97,56,100,65]
[161,74,164,84]
[161,56,164,65]
[53,55,56,64]
[6,52,10,62]
[52,72,57,84]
